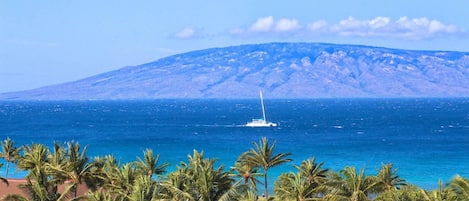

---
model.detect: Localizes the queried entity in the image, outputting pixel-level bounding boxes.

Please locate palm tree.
[275,172,316,201]
[325,166,378,201]
[427,180,458,201]
[163,150,235,201]
[161,167,195,201]
[449,175,469,200]
[241,137,292,200]
[0,137,20,179]
[17,143,49,176]
[0,163,9,185]
[47,141,94,198]
[134,148,168,179]
[295,158,328,190]
[375,185,430,201]
[274,158,328,201]
[105,163,139,200]
[374,163,406,192]
[17,143,70,201]
[236,189,259,201]
[230,158,263,191]
[46,142,68,185]
[87,155,119,190]
[128,175,159,201]
[83,188,114,201]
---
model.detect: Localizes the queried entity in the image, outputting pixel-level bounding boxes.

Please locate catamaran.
[246,91,277,127]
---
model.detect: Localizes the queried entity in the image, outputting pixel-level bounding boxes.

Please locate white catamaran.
[246,91,277,127]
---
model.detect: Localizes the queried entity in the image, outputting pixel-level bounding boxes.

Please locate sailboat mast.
[260,91,267,121]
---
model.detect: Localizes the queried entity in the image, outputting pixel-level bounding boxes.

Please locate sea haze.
[0,98,468,190]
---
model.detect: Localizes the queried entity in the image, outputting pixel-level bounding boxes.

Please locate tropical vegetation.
[0,137,468,201]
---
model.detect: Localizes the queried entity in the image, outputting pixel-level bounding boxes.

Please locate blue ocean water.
[0,99,468,190]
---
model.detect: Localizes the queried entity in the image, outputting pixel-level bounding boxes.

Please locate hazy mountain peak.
[1,42,468,100]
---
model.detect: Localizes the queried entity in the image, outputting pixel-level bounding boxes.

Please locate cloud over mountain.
[173,27,198,39]
[231,16,465,39]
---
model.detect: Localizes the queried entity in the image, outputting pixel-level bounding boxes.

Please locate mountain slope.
[1,43,469,99]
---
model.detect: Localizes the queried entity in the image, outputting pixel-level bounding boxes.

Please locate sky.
[1,0,468,93]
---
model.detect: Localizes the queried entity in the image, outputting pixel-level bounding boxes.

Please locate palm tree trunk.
[75,185,78,198]
[5,162,9,179]
[264,168,268,200]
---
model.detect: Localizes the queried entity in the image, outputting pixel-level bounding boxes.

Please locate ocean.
[0,98,468,190]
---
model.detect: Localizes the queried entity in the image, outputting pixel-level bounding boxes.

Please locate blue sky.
[1,0,468,93]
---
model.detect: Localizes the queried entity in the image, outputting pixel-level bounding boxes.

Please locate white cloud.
[369,16,390,29]
[174,27,196,39]
[275,18,300,32]
[307,20,328,31]
[235,16,301,36]
[325,16,464,39]
[230,16,465,40]
[249,16,274,32]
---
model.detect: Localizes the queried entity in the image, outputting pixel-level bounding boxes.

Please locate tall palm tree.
[0,137,20,179]
[134,149,168,179]
[325,166,378,201]
[374,163,406,192]
[241,137,292,200]
[230,158,263,191]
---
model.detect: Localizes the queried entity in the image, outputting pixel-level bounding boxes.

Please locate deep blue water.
[0,99,468,190]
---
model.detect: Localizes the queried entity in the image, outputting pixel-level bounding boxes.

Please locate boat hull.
[246,120,277,127]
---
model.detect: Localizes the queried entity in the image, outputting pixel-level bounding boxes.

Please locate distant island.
[1,42,468,100]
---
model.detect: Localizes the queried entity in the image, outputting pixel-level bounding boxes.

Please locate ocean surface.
[0,99,468,190]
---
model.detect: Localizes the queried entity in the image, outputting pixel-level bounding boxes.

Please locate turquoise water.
[0,99,468,190]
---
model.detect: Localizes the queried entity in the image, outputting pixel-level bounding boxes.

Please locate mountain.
[1,42,469,100]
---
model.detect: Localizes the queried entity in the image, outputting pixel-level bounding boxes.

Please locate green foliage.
[426,180,458,201]
[325,166,378,201]
[16,143,63,201]
[134,148,169,179]
[295,158,329,189]
[375,185,431,201]
[0,137,20,179]
[230,155,263,191]
[162,150,235,201]
[2,137,469,200]
[241,136,292,200]
[275,172,316,201]
[83,188,113,201]
[274,158,329,201]
[449,175,469,200]
[374,163,406,192]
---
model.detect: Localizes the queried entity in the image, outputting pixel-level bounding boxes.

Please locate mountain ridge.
[1,42,468,100]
